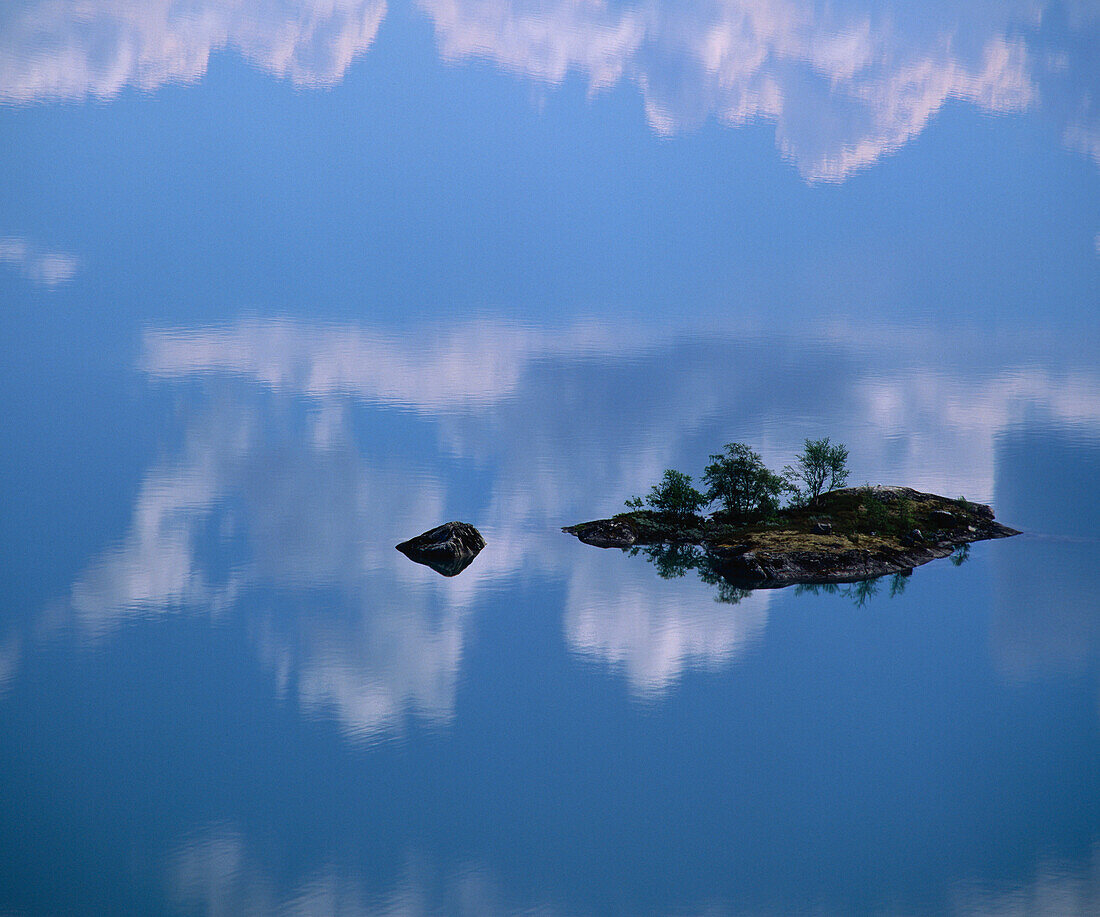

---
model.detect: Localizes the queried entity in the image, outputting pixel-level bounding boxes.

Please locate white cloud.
[2,1,1095,179]
[0,236,79,285]
[0,0,387,102]
[419,0,1045,180]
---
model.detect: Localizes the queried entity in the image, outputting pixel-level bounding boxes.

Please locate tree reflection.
[633,540,925,608]
[794,573,912,607]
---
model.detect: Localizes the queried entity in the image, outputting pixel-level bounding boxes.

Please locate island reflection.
[1,0,1096,179]
[630,537,971,608]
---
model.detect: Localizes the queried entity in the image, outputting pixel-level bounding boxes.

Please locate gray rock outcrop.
[396,521,486,576]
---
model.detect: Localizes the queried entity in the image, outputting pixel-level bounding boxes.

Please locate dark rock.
[562,519,636,548]
[854,485,917,503]
[565,487,1021,588]
[396,521,485,577]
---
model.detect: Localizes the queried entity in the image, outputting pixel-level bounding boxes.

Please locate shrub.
[896,497,915,533]
[703,443,789,520]
[627,469,707,520]
[859,487,890,532]
[784,437,850,503]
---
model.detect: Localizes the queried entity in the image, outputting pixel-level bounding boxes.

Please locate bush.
[859,487,890,532]
[703,443,789,520]
[784,437,849,503]
[627,469,707,520]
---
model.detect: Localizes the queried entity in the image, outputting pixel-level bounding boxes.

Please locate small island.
[564,439,1019,588]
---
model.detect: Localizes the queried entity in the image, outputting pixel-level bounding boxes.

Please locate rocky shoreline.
[564,486,1019,588]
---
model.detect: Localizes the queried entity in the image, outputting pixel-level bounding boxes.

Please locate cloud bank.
[0,0,386,101]
[1,0,1096,179]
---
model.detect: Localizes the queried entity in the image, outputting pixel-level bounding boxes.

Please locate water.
[1,1,1098,914]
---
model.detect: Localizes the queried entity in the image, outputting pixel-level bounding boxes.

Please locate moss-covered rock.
[563,487,1018,587]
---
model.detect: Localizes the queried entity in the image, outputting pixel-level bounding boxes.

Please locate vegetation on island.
[564,436,1019,591]
[625,437,850,523]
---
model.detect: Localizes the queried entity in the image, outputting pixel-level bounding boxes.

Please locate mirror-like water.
[1,1,1098,914]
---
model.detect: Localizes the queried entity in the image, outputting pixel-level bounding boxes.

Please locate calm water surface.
[1,1,1098,914]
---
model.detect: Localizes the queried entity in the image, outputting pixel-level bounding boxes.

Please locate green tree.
[702,442,788,520]
[629,468,707,520]
[784,437,850,503]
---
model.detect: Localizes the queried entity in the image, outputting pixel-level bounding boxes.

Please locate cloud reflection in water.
[164,822,1100,916]
[23,316,1092,720]
[168,824,564,916]
[564,547,771,695]
[0,236,80,285]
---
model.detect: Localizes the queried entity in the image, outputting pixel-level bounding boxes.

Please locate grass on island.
[609,487,983,554]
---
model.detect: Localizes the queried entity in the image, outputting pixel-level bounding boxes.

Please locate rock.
[564,486,1021,588]
[396,521,485,577]
[563,519,636,548]
[855,485,919,503]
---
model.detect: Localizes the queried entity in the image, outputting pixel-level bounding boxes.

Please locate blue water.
[1,1,1098,914]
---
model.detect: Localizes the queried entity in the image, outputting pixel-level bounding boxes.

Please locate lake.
[1,1,1098,914]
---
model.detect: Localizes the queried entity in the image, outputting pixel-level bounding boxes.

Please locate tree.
[702,442,788,519]
[627,468,707,519]
[784,437,849,503]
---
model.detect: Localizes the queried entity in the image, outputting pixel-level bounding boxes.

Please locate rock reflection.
[634,538,919,609]
[793,571,912,606]
[1,0,1096,179]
